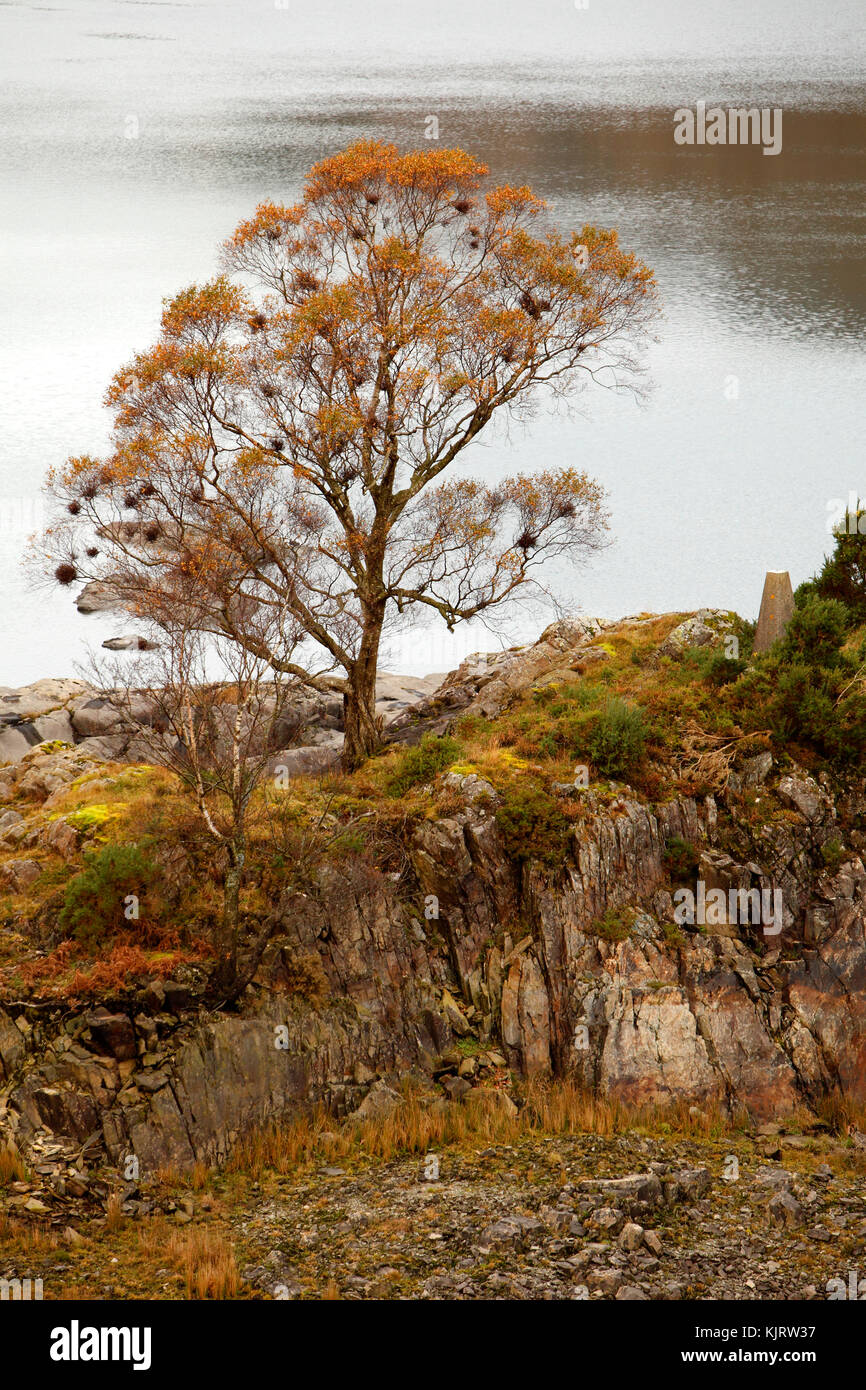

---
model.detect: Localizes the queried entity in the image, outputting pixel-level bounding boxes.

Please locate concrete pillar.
[753,570,794,654]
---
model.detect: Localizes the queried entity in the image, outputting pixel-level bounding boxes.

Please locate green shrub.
[538,731,557,759]
[779,597,852,668]
[820,837,845,872]
[772,663,839,744]
[588,697,647,778]
[385,734,462,796]
[58,842,158,945]
[591,906,633,941]
[495,785,570,867]
[703,651,747,686]
[663,834,699,881]
[728,587,866,770]
[737,618,757,659]
[801,505,866,619]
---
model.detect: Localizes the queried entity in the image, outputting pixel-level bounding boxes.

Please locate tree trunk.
[342,610,384,769]
[211,837,244,998]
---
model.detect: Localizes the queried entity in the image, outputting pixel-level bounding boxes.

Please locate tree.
[97,624,285,998]
[95,619,359,1004]
[796,503,866,620]
[38,141,658,768]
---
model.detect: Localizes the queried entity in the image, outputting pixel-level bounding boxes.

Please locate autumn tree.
[38,141,658,768]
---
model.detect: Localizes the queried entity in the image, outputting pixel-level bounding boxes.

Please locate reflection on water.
[1,0,864,682]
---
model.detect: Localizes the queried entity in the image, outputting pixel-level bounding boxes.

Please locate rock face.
[5,757,866,1170]
[5,613,866,1172]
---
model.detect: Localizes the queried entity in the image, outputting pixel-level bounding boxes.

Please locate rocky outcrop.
[388,615,625,736]
[4,612,866,1172]
[656,609,736,659]
[0,670,446,773]
[408,773,866,1120]
[4,756,866,1170]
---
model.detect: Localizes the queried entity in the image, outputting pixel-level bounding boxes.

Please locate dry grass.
[0,1216,61,1254]
[166,1227,239,1299]
[155,1162,182,1188]
[105,1192,125,1233]
[813,1091,866,1136]
[190,1160,211,1192]
[228,1081,738,1181]
[135,1213,171,1258]
[0,1144,29,1187]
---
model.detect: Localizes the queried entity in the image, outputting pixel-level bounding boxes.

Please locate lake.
[1,0,864,682]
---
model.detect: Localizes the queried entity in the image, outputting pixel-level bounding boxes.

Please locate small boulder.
[643,1229,663,1256]
[619,1221,645,1252]
[586,1267,624,1296]
[102,634,160,652]
[268,745,342,779]
[658,610,734,659]
[86,1010,137,1061]
[768,1189,804,1228]
[2,859,41,891]
[0,809,24,835]
[778,773,831,824]
[350,1080,403,1123]
[742,752,773,788]
[587,1206,625,1236]
[479,1215,543,1249]
[41,818,79,859]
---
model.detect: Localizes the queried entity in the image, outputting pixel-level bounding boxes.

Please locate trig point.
[753,570,795,653]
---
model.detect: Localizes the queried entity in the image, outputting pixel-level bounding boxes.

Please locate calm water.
[1,0,865,683]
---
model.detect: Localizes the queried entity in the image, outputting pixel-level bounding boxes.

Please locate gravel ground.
[233,1127,866,1301]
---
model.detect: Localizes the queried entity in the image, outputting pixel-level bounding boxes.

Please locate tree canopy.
[39,140,659,765]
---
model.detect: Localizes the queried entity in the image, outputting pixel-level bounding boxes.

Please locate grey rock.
[268,745,342,779]
[587,1205,625,1235]
[778,773,831,824]
[134,1071,170,1094]
[70,700,123,738]
[479,1215,543,1249]
[75,578,126,614]
[742,752,774,788]
[658,611,734,659]
[619,1221,645,1251]
[2,858,41,890]
[768,1189,804,1227]
[350,1080,403,1123]
[586,1267,624,1295]
[0,726,34,765]
[102,634,160,652]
